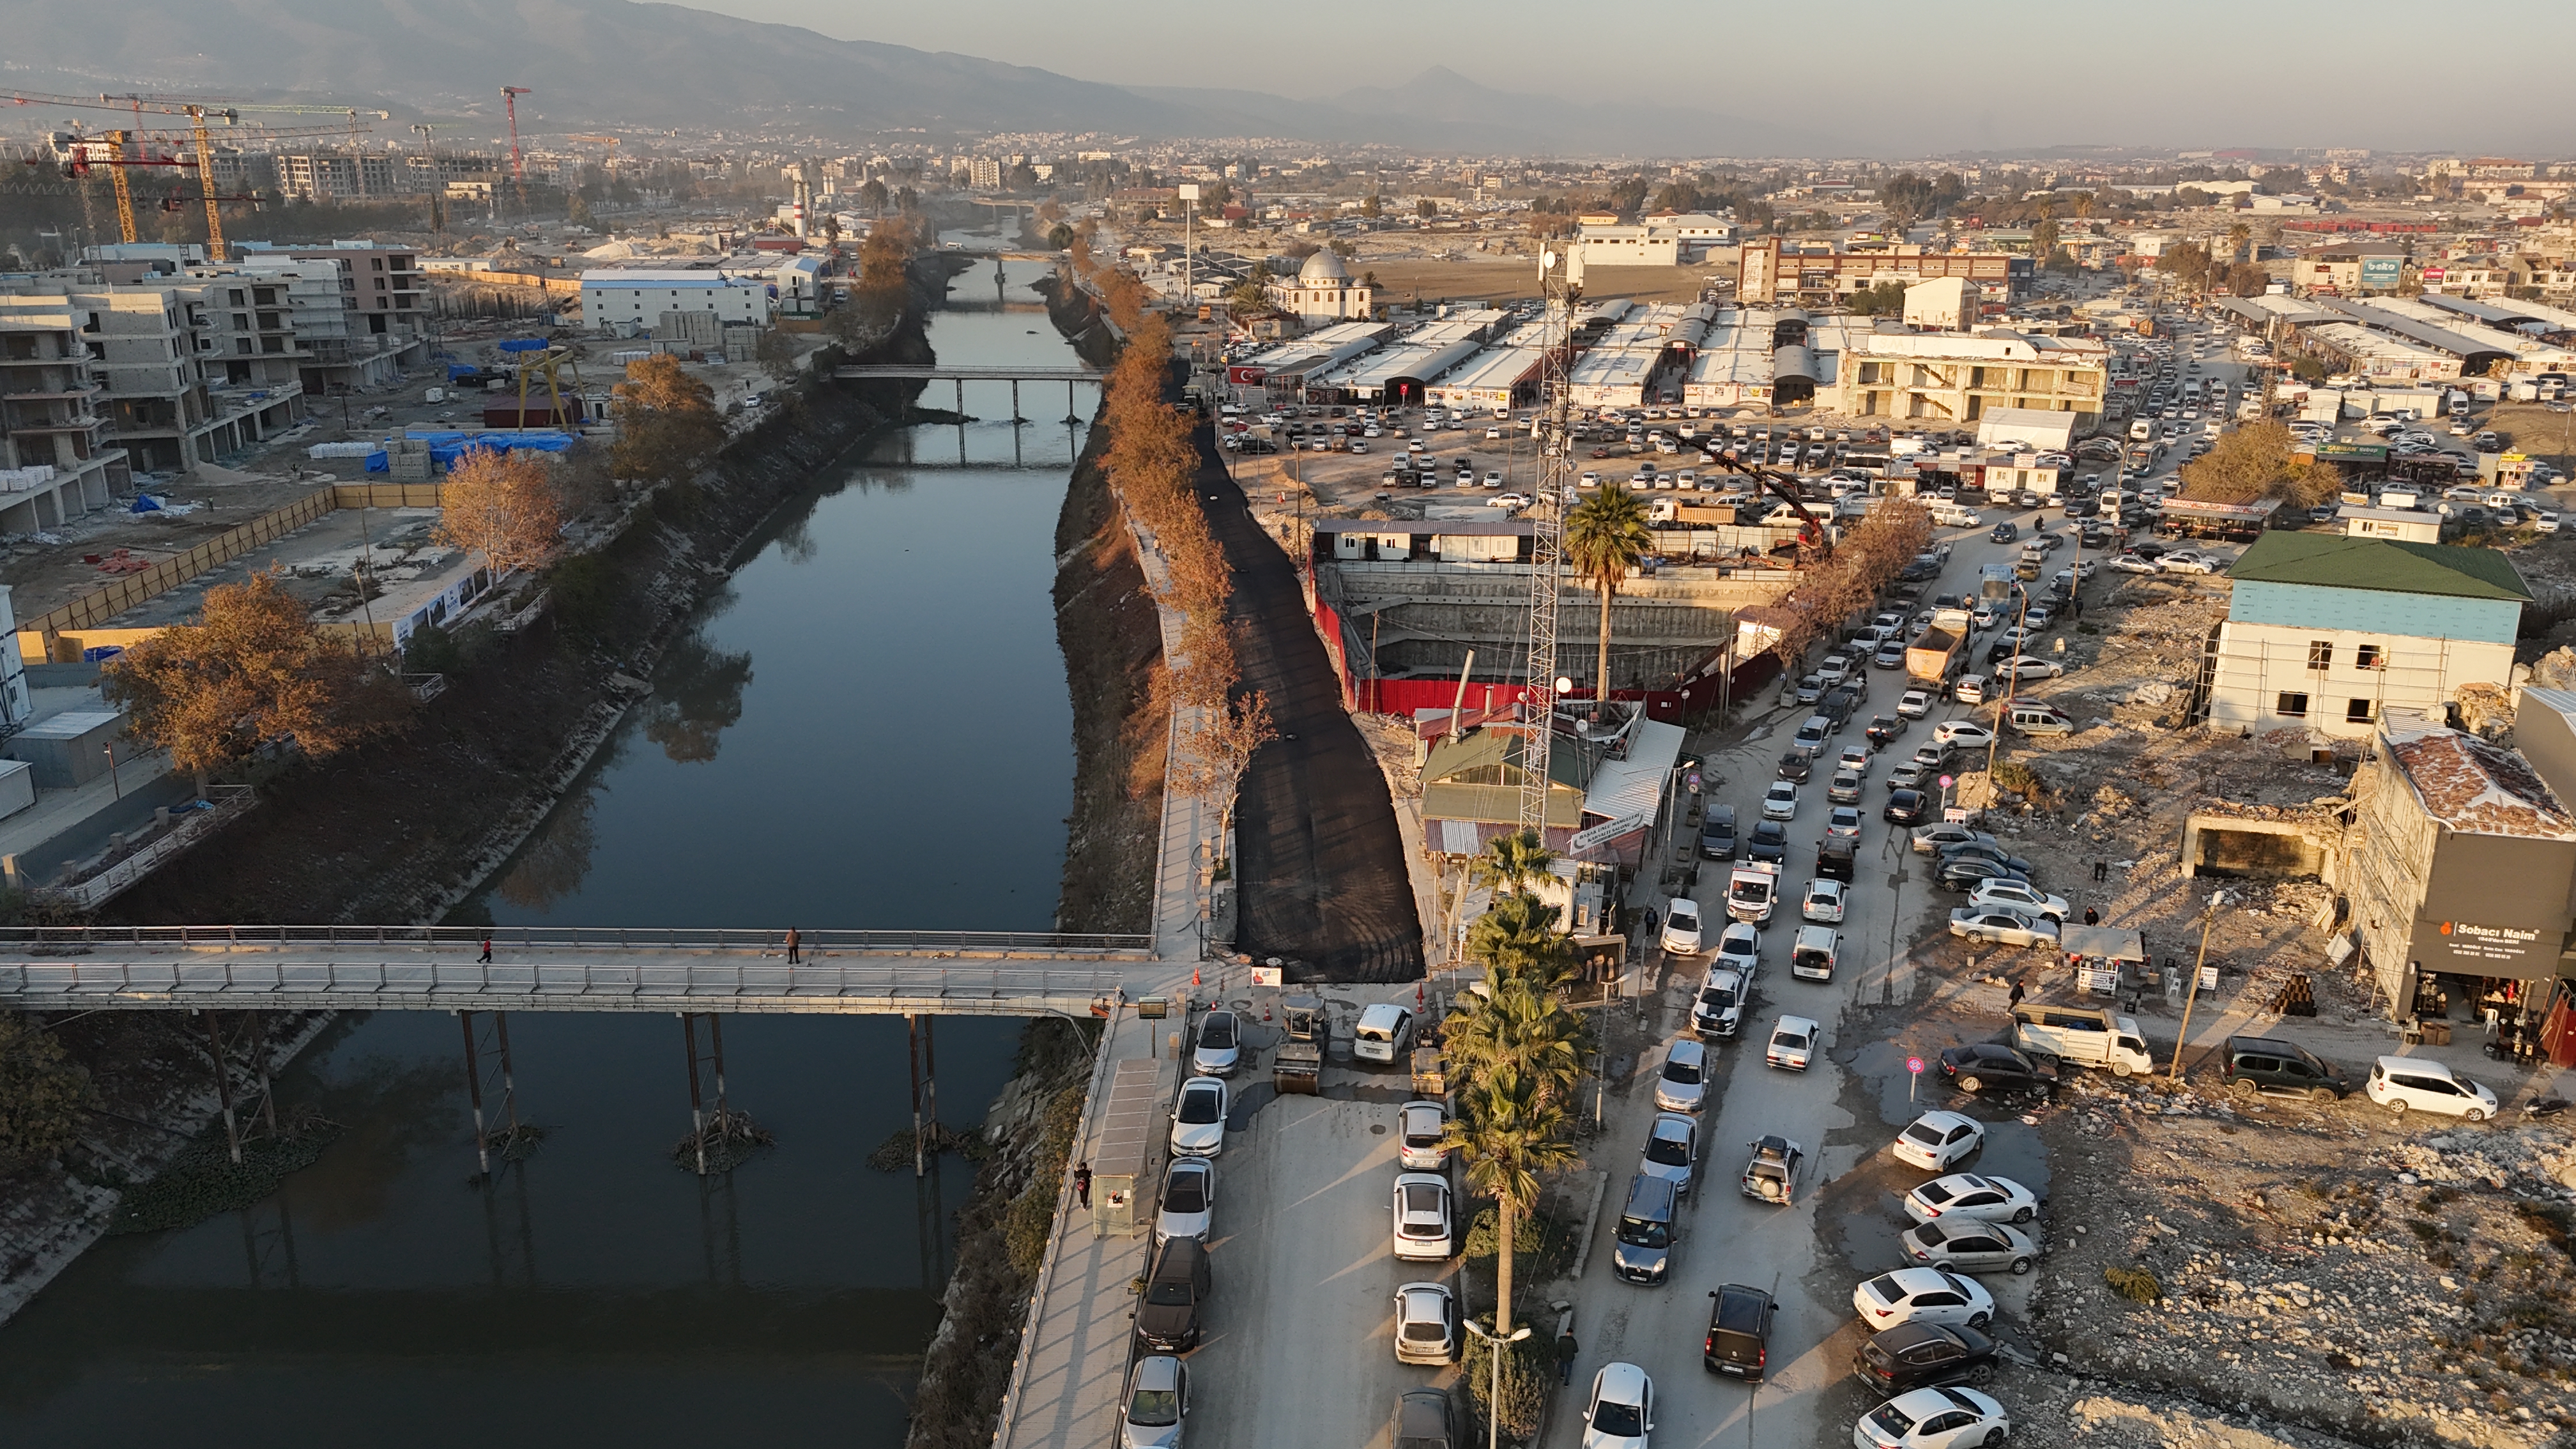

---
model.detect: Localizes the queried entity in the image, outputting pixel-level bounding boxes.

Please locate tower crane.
[501,86,533,212]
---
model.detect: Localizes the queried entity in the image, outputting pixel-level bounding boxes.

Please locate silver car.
[1899,1218,2039,1276]
[1122,1354,1189,1449]
[1154,1158,1215,1246]
[1190,1009,1242,1077]
[1399,1100,1449,1170]
[1639,1111,1701,1197]
[1392,1280,1459,1365]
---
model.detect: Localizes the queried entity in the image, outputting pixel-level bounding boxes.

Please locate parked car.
[1804,878,1848,923]
[1966,880,2069,920]
[2220,1036,2350,1101]
[1700,805,1740,861]
[1947,908,2059,950]
[1654,1039,1710,1114]
[1121,1355,1190,1449]
[1892,1110,1986,1171]
[1851,1268,1996,1331]
[1354,1004,1416,1064]
[1883,790,1931,827]
[1392,1281,1459,1365]
[1932,721,1995,747]
[1702,1284,1778,1381]
[1912,825,1997,856]
[1134,1236,1214,1352]
[1661,898,1706,956]
[1939,841,2034,873]
[1392,1172,1455,1260]
[1997,655,2064,681]
[1169,1077,1229,1157]
[2365,1056,2499,1120]
[1933,858,2030,894]
[1192,1009,1243,1077]
[1766,1015,1820,1071]
[1399,1099,1450,1169]
[1392,1389,1460,1449]
[1902,1173,2037,1226]
[1853,1384,2012,1449]
[1640,1112,1702,1197]
[1851,1322,1999,1396]
[1738,1134,1804,1205]
[1581,1363,1655,1449]
[1899,1218,2038,1276]
[1155,1157,1216,1245]
[1896,689,1933,719]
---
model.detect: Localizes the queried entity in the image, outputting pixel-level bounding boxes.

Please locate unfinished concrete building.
[0,303,126,533]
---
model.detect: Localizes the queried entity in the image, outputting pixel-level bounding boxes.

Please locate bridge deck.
[831,365,1098,382]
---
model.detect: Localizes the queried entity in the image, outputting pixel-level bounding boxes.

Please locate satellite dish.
[1542,249,1558,272]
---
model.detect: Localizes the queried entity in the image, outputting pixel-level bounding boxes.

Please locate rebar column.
[1012,378,1021,422]
[204,1013,243,1165]
[462,1011,492,1177]
[709,1014,730,1121]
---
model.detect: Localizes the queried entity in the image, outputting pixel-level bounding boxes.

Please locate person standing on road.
[785,926,801,964]
[1641,905,1660,941]
[2094,859,2110,883]
[2007,978,2025,1015]
[1073,1162,1092,1209]
[1557,1328,1579,1384]
[2084,907,2099,926]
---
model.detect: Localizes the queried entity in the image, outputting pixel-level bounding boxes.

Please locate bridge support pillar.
[459,1009,523,1181]
[905,1013,941,1177]
[200,1011,278,1166]
[678,1012,768,1176]
[1011,378,1022,424]
[954,378,965,415]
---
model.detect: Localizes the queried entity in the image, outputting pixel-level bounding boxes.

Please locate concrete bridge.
[0,925,1149,1017]
[832,364,1101,422]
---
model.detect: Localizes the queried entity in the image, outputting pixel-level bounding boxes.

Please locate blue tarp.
[128,495,162,513]
[447,364,480,380]
[364,450,388,472]
[368,430,576,473]
[496,337,549,354]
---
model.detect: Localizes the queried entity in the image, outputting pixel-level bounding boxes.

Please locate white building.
[2197,532,2527,740]
[1831,329,2110,427]
[579,270,772,335]
[1264,250,1374,325]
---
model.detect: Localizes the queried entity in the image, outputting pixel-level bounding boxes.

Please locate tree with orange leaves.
[434,447,564,577]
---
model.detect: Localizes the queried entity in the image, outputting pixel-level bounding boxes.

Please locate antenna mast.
[1519,248,1579,832]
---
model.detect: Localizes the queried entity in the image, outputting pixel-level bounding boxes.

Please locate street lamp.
[1462,1318,1533,1449]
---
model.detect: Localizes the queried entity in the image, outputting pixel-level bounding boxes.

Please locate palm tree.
[1473,827,1555,898]
[2227,222,2251,264]
[1464,892,1574,987]
[1441,1065,1576,1337]
[1563,485,1653,720]
[1445,976,1590,1105]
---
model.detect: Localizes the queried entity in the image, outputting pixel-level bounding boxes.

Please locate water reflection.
[641,626,757,765]
[496,793,597,912]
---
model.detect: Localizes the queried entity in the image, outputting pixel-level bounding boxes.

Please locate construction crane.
[501,86,533,213]
[1706,453,1834,560]
[410,124,442,234]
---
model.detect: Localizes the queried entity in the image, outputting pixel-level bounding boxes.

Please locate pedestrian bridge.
[832,364,1098,383]
[0,925,1154,1017]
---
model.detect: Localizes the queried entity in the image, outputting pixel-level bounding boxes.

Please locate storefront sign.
[2361,256,2404,289]
[2421,918,2549,970]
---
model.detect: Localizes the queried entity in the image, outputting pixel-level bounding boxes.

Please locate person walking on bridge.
[1073,1162,1092,1209]
[479,937,492,965]
[785,926,802,964]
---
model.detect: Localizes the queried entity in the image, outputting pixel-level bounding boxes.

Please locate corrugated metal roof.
[1582,719,1686,823]
[2230,532,2530,601]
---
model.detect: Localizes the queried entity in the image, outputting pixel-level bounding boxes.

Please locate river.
[0,250,1094,1447]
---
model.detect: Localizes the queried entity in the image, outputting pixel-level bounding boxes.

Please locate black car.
[1815,835,1857,882]
[1699,804,1739,862]
[2221,1036,2350,1101]
[1866,714,1906,747]
[1133,1236,1212,1353]
[1392,1389,1460,1449]
[1745,819,1790,864]
[1853,1322,1999,1395]
[1935,856,2030,892]
[1883,788,1929,826]
[1938,842,2035,875]
[1940,1043,2055,1095]
[1777,747,1816,783]
[1703,1283,1777,1381]
[1988,521,2018,543]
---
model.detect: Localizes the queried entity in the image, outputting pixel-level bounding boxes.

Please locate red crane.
[500,86,532,212]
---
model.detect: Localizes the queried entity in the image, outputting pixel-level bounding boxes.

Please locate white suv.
[2365,1056,2499,1121]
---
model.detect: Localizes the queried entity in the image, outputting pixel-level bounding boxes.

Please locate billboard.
[1225,365,1268,387]
[2360,256,2404,290]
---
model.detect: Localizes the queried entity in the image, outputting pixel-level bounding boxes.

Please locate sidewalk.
[0,748,178,880]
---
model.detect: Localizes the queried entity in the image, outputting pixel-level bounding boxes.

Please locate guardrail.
[0,957,1133,1016]
[50,786,259,910]
[0,923,1156,955]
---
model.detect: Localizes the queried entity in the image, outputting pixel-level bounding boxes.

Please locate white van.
[1790,926,1841,982]
[2006,703,2074,736]
[2012,1003,2154,1077]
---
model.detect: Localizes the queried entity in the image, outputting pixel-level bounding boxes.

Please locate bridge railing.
[0,924,1155,956]
[0,956,1132,1008]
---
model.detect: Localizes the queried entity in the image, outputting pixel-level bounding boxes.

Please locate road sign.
[1906,1055,1924,1075]
[1938,774,1955,789]
[1944,807,1970,824]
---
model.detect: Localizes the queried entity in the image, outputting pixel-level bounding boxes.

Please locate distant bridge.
[832,364,1101,420]
[0,925,1150,1016]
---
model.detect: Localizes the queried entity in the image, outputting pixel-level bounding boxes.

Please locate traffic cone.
[1192,967,1202,987]
[1416,983,1425,1008]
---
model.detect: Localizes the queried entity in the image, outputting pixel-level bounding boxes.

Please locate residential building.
[276,151,403,202]
[969,157,1003,191]
[1262,250,1373,326]
[2346,717,2576,1023]
[579,269,773,335]
[2294,242,2406,296]
[2195,532,2527,740]
[1833,329,2110,426]
[0,286,303,477]
[0,304,125,535]
[234,241,426,332]
[1737,239,2027,307]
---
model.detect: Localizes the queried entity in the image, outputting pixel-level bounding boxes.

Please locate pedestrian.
[1557,1328,1579,1384]
[2007,978,2026,1014]
[2094,859,2110,883]
[785,926,801,964]
[479,937,492,965]
[2084,907,2100,926]
[1073,1162,1092,1209]
[1643,906,1660,939]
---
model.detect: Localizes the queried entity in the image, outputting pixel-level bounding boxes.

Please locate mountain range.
[8,0,1841,156]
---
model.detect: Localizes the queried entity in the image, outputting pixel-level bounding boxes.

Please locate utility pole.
[2169,887,2228,1082]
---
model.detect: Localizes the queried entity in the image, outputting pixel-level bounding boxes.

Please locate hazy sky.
[676,0,2573,153]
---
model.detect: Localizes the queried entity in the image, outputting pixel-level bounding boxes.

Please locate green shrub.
[547,553,622,639]
[1990,759,2044,799]
[2104,1265,2162,1303]
[1463,1202,1577,1288]
[1460,1314,1554,1445]
[0,1012,95,1172]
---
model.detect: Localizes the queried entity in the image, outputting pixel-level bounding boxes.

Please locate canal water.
[0,250,1094,1446]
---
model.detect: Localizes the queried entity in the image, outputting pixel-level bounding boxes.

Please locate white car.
[1892,1110,1985,1171]
[1766,1015,1820,1071]
[1170,1077,1229,1158]
[2365,1056,2501,1121]
[1931,721,1994,749]
[1900,1218,2039,1276]
[1662,898,1706,956]
[1579,471,1603,487]
[1392,1280,1459,1365]
[1354,1003,1415,1064]
[1654,1038,1710,1113]
[1155,1157,1216,1245]
[1639,1111,1701,1196]
[1998,655,2062,681]
[1398,1099,1449,1170]
[1691,968,1747,1039]
[1947,908,2058,950]
[1968,880,2069,921]
[1763,781,1800,821]
[1851,1267,1997,1331]
[1581,1362,1654,1449]
[1482,471,1505,488]
[1489,492,1531,510]
[1896,689,1933,719]
[1912,825,1998,857]
[1903,1172,2038,1226]
[1713,919,1761,978]
[2107,553,2158,574]
[2158,550,2219,574]
[1853,1385,2012,1449]
[1803,878,1848,923]
[1192,1009,1242,1077]
[1392,1172,1455,1260]
[1123,1355,1190,1449]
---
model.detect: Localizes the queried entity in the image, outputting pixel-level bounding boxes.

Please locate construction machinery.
[501,86,533,211]
[1272,994,1328,1095]
[494,336,585,430]
[1707,453,1834,560]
